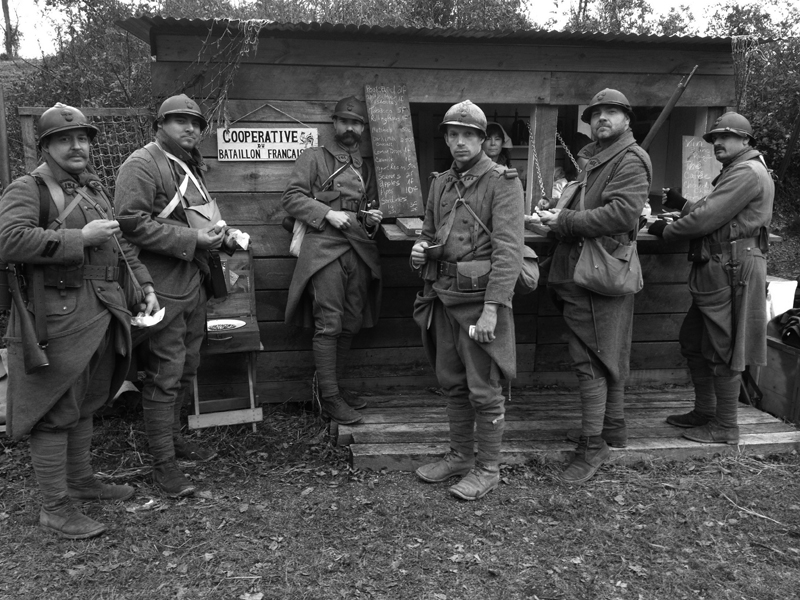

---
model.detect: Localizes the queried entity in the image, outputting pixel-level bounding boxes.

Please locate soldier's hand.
[662,188,688,211]
[647,219,668,238]
[473,303,498,343]
[364,209,383,227]
[82,219,120,246]
[411,241,429,268]
[197,225,224,250]
[538,208,561,227]
[325,210,351,230]
[140,287,160,316]
[536,197,552,211]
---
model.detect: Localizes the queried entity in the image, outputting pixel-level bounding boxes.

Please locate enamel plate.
[207,319,246,331]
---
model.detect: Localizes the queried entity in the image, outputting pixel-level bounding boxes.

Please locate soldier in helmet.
[538,89,652,484]
[0,104,159,538]
[411,100,524,500]
[282,95,383,425]
[648,112,773,444]
[116,94,237,497]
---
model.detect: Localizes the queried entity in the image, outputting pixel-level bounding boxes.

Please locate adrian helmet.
[331,96,368,124]
[153,94,208,131]
[581,89,635,123]
[439,100,487,135]
[703,112,754,143]
[37,103,99,148]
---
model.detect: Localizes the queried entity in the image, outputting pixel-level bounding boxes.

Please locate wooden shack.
[117,17,739,404]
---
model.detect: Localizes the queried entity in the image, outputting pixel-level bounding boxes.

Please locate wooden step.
[337,387,800,471]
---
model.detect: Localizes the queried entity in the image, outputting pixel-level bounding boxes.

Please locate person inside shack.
[411,100,524,500]
[282,96,383,426]
[648,112,773,445]
[482,122,514,169]
[538,89,652,484]
[0,104,159,539]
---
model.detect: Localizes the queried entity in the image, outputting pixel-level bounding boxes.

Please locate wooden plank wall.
[151,31,734,401]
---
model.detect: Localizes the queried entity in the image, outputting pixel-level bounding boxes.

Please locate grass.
[1,404,799,600]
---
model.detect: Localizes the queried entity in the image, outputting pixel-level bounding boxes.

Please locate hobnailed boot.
[339,387,367,410]
[559,436,611,485]
[683,375,741,444]
[153,461,196,498]
[40,504,107,540]
[31,428,107,539]
[448,461,500,501]
[321,395,363,425]
[416,450,474,483]
[667,373,716,428]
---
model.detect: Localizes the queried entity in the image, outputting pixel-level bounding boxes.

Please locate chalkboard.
[682,135,720,201]
[364,82,424,217]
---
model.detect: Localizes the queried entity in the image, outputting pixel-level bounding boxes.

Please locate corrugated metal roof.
[117,16,734,51]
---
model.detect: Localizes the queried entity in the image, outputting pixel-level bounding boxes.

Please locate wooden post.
[0,86,10,188]
[19,114,38,172]
[527,105,558,214]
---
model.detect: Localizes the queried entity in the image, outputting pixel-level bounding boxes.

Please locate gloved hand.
[648,219,668,237]
[662,188,688,211]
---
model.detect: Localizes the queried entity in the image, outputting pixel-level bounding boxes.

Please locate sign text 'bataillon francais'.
[216,128,318,161]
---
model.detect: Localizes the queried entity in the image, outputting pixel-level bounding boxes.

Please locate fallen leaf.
[62,551,77,559]
[301,487,314,496]
[199,490,214,500]
[204,553,215,562]
[269,541,279,551]
[239,594,264,600]
[239,504,249,513]
[614,495,625,505]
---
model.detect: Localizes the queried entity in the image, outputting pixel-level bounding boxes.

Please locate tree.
[1,0,19,58]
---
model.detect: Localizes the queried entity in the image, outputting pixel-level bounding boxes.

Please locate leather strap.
[82,265,122,281]
[436,260,458,277]
[709,236,760,255]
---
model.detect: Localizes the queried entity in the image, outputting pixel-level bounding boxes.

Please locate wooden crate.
[756,335,800,425]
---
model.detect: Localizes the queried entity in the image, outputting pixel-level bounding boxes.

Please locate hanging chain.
[556,130,580,171]
[525,120,547,200]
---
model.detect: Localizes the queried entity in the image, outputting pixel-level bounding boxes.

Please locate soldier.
[116,95,236,497]
[282,96,383,425]
[411,100,524,500]
[539,89,652,484]
[648,112,773,444]
[0,104,158,538]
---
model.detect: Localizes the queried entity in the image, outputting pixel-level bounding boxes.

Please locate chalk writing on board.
[364,82,424,217]
[682,135,720,202]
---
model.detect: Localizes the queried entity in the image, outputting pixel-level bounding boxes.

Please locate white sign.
[216,128,318,161]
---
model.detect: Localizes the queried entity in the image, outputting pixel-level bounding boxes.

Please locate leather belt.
[437,261,458,277]
[709,237,759,255]
[331,198,360,212]
[82,265,121,281]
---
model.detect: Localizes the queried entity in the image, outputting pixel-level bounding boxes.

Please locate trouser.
[308,249,370,398]
[30,326,116,509]
[680,302,741,427]
[141,286,207,465]
[432,300,505,465]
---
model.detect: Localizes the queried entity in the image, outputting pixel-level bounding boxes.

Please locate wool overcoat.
[282,141,382,328]
[663,146,773,371]
[548,131,652,382]
[0,161,152,440]
[413,153,524,380]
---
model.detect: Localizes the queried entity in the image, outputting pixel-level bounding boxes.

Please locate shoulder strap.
[30,167,85,231]
[144,142,178,199]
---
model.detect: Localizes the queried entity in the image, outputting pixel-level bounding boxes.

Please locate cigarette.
[469,325,476,339]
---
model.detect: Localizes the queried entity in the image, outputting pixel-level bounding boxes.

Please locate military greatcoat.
[0,160,152,440]
[663,146,773,371]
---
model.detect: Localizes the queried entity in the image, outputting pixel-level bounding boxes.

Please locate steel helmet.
[703,112,754,143]
[153,94,208,131]
[37,103,99,148]
[581,89,634,123]
[331,96,368,124]
[439,100,487,135]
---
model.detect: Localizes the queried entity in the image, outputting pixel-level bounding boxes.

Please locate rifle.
[5,262,49,374]
[641,65,699,152]
[727,240,741,352]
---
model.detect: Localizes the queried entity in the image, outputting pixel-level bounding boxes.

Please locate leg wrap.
[65,416,95,490]
[714,374,741,429]
[446,401,475,457]
[30,429,69,511]
[142,398,176,467]
[579,378,607,437]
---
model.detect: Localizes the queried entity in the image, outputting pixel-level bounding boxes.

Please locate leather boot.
[339,387,367,410]
[667,371,716,428]
[448,461,500,501]
[683,375,741,444]
[559,435,611,484]
[31,428,107,538]
[416,450,474,483]
[68,482,135,502]
[321,395,363,425]
[153,461,196,498]
[40,504,106,540]
[565,426,627,448]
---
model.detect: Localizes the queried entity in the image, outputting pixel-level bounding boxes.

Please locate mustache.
[335,131,361,144]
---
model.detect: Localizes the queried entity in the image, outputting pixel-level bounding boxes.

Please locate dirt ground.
[1,406,799,600]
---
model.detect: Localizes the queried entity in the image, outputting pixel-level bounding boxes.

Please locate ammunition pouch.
[456,260,492,291]
[687,237,710,264]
